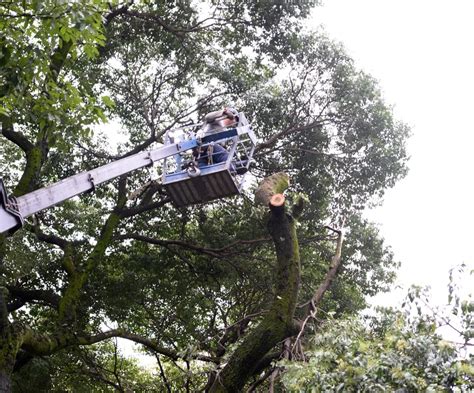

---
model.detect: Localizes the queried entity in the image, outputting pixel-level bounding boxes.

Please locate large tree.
[0,1,409,391]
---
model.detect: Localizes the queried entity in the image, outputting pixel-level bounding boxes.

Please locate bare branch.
[155,354,172,393]
[255,121,322,154]
[292,222,345,351]
[117,233,223,259]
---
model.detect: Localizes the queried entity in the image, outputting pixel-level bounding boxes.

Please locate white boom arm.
[0,138,198,235]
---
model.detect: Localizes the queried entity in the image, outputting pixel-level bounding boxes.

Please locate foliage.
[13,341,156,392]
[0,0,107,150]
[0,0,410,390]
[281,267,474,392]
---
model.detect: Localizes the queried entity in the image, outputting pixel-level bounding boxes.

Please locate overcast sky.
[311,0,474,305]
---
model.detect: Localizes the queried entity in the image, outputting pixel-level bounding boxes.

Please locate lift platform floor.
[163,164,239,207]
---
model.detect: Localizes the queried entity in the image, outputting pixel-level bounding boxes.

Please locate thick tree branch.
[0,287,8,332]
[27,221,71,249]
[58,177,128,324]
[49,38,73,81]
[20,327,219,364]
[6,286,60,310]
[0,116,34,153]
[6,299,25,313]
[118,197,171,218]
[210,174,301,392]
[104,2,131,27]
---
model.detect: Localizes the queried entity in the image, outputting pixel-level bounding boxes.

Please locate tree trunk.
[209,175,301,392]
[0,327,20,393]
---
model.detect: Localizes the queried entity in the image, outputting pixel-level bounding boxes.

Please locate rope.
[207,143,214,165]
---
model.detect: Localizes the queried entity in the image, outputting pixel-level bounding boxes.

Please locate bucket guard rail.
[162,112,256,207]
[0,179,23,234]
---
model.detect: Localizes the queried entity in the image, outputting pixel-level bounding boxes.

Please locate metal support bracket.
[88,174,96,192]
[0,178,24,234]
[146,151,154,167]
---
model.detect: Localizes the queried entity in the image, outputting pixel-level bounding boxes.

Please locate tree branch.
[116,233,225,259]
[7,286,60,310]
[216,311,264,357]
[58,177,128,323]
[306,224,345,314]
[27,221,72,249]
[255,122,322,154]
[210,174,301,392]
[118,197,171,218]
[292,223,345,352]
[1,115,33,153]
[0,287,8,332]
[20,327,219,364]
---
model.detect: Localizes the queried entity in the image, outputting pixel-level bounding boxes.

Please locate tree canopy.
[0,1,414,391]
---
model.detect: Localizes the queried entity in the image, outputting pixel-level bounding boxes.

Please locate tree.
[0,1,409,391]
[280,266,474,391]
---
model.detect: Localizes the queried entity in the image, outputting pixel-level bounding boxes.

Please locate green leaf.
[101,95,115,109]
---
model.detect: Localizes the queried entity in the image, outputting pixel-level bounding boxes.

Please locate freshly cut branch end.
[255,172,290,206]
[270,193,285,207]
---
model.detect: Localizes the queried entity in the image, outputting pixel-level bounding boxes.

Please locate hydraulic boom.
[0,111,255,235]
[0,139,197,235]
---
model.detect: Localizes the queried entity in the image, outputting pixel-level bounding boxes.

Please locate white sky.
[311,0,474,306]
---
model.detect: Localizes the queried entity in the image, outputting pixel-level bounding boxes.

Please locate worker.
[197,107,239,138]
[194,107,239,167]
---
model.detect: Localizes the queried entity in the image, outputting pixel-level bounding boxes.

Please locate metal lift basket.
[162,112,256,207]
[0,110,256,235]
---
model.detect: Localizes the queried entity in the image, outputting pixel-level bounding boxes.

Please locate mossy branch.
[0,287,8,333]
[210,174,302,392]
[58,177,128,324]
[254,172,290,206]
[19,327,218,364]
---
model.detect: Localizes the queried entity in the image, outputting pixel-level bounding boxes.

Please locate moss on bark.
[254,172,290,206]
[59,210,122,324]
[13,147,43,197]
[210,176,301,392]
[0,324,22,392]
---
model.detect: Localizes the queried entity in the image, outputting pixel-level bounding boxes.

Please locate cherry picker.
[0,109,256,235]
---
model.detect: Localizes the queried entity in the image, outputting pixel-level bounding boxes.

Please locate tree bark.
[209,175,301,392]
[0,371,11,393]
[254,172,289,206]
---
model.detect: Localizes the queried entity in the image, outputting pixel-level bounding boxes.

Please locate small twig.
[246,367,275,392]
[155,354,172,393]
[291,310,316,353]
